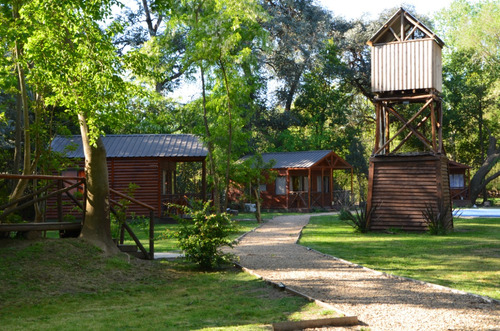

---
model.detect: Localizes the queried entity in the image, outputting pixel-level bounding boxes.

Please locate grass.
[45,219,260,252]
[0,238,339,330]
[299,214,500,301]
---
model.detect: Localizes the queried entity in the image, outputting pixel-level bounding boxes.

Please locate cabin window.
[316,176,322,192]
[450,174,465,188]
[275,176,286,195]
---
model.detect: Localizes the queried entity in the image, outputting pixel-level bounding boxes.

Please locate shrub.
[421,202,452,235]
[341,204,375,233]
[339,208,352,221]
[167,201,238,270]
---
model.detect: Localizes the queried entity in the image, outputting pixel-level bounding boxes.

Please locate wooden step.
[117,244,138,252]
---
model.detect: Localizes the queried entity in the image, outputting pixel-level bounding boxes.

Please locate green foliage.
[340,204,375,233]
[421,202,453,235]
[167,201,238,270]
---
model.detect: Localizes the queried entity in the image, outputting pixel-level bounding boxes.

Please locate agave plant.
[341,204,376,233]
[421,202,452,235]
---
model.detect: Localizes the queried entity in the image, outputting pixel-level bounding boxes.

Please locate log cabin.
[48,134,207,220]
[236,150,353,211]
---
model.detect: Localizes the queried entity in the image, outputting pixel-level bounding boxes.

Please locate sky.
[316,0,454,20]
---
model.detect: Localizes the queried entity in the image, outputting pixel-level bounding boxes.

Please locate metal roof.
[51,134,208,158]
[250,150,351,169]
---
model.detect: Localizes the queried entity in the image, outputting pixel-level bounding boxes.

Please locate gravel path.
[226,213,500,330]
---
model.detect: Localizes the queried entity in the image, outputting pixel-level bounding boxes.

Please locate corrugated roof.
[252,150,350,169]
[51,134,208,158]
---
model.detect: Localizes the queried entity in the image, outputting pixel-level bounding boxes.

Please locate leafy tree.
[437,0,500,204]
[231,154,276,222]
[3,0,132,252]
[262,0,332,112]
[159,0,266,212]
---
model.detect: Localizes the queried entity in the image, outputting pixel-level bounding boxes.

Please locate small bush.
[339,208,352,221]
[421,202,452,235]
[167,201,238,270]
[341,204,375,233]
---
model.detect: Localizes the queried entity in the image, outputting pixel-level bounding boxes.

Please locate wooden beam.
[374,100,434,154]
[389,27,401,41]
[392,113,431,153]
[430,101,437,152]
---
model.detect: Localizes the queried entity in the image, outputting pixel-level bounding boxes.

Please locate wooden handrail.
[0,174,84,181]
[109,188,155,211]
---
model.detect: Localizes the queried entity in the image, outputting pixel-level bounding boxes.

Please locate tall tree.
[262,0,332,111]
[5,0,131,252]
[437,0,500,204]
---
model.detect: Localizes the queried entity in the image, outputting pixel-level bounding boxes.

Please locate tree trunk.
[9,2,32,207]
[78,114,118,255]
[252,187,262,223]
[470,134,500,205]
[200,64,221,213]
[219,56,233,211]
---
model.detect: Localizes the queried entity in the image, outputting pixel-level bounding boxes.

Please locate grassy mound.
[0,238,336,330]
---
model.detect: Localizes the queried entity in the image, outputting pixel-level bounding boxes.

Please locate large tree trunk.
[470,134,500,205]
[78,114,118,255]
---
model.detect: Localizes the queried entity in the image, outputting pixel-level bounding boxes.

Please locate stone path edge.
[233,261,359,327]
[296,221,500,306]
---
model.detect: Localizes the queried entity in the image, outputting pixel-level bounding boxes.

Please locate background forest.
[1,0,499,210]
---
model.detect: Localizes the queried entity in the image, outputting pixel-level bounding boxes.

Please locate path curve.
[226,213,500,330]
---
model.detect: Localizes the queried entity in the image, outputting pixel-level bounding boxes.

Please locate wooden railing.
[110,188,155,260]
[0,174,155,260]
[0,174,86,224]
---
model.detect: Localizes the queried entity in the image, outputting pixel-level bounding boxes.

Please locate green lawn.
[0,238,339,330]
[120,219,260,252]
[299,215,500,301]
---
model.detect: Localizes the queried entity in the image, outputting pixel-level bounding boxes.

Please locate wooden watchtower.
[366,8,453,231]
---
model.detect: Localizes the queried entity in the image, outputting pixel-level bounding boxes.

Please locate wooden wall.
[367,155,452,231]
[46,158,161,220]
[108,158,161,217]
[371,39,442,93]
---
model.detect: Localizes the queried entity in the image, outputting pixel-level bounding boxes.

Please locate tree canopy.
[1,0,499,244]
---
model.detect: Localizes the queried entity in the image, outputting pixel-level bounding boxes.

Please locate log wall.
[371,39,442,93]
[108,158,161,217]
[367,155,452,231]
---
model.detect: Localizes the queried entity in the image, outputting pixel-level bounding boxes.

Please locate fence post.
[57,179,63,222]
[149,210,155,260]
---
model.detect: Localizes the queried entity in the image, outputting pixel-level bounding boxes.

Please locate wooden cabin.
[366,8,453,231]
[236,151,353,211]
[48,134,207,219]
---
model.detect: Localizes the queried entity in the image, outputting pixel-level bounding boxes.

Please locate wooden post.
[430,100,437,152]
[149,210,155,260]
[384,104,390,154]
[365,161,375,228]
[202,159,207,201]
[57,179,63,222]
[438,99,443,154]
[308,168,311,210]
[321,168,325,208]
[329,168,333,208]
[286,169,289,210]
[374,102,381,155]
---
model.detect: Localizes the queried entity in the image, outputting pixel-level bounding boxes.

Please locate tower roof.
[367,7,444,47]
